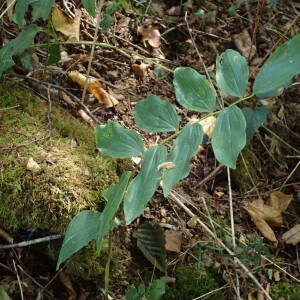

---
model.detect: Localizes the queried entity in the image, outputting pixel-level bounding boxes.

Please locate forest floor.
[1,0,300,299]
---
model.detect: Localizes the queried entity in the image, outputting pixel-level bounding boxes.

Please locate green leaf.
[162,123,203,196]
[125,288,142,300]
[133,222,166,272]
[81,0,96,17]
[0,24,40,77]
[146,278,166,300]
[253,34,300,98]
[46,44,61,65]
[124,145,167,225]
[95,121,144,158]
[216,49,249,98]
[57,210,102,269]
[105,2,121,14]
[96,171,131,251]
[242,106,268,141]
[100,14,113,32]
[212,105,246,168]
[174,67,216,112]
[134,95,179,133]
[31,0,55,21]
[0,286,11,300]
[13,0,35,25]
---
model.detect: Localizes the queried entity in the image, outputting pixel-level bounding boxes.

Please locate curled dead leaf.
[68,71,118,108]
[246,191,293,244]
[157,161,175,171]
[52,4,81,42]
[27,157,41,173]
[137,24,161,48]
[199,116,216,138]
[282,224,300,245]
[132,62,150,82]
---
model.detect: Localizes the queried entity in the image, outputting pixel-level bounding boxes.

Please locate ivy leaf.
[253,34,300,98]
[81,0,96,17]
[162,123,203,196]
[95,121,144,158]
[173,67,216,112]
[212,105,246,169]
[31,0,55,21]
[0,24,40,77]
[96,171,131,251]
[57,210,102,269]
[133,222,166,272]
[134,95,179,133]
[124,145,167,225]
[216,49,249,98]
[242,106,268,141]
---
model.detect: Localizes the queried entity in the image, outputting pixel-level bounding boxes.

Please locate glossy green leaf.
[253,34,300,98]
[57,210,102,269]
[162,123,203,196]
[96,171,131,251]
[212,105,246,169]
[13,0,35,25]
[0,25,40,77]
[95,121,144,158]
[242,106,268,141]
[81,0,96,17]
[134,95,179,133]
[146,278,166,300]
[173,67,216,112]
[31,0,55,21]
[133,223,166,272]
[124,146,167,224]
[216,49,249,98]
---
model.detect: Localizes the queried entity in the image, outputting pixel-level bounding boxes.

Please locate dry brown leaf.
[68,71,118,108]
[27,157,41,173]
[59,272,77,300]
[132,62,150,82]
[165,230,182,253]
[52,4,81,42]
[6,0,14,21]
[157,161,175,171]
[246,191,293,243]
[137,24,161,48]
[282,224,300,245]
[232,29,256,60]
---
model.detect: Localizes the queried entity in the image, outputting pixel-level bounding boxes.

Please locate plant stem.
[32,41,174,73]
[228,93,254,107]
[263,125,300,155]
[104,231,113,300]
[160,130,180,145]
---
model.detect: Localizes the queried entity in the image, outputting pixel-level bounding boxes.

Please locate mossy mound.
[162,266,226,300]
[0,82,124,279]
[271,282,300,300]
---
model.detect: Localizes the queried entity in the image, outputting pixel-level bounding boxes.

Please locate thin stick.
[0,105,19,112]
[279,160,300,191]
[192,284,228,300]
[0,234,63,249]
[81,0,105,103]
[0,0,16,20]
[13,259,24,300]
[170,192,273,300]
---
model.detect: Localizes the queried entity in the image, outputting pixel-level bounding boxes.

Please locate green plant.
[270,282,300,300]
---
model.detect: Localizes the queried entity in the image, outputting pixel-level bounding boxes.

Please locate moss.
[162,266,226,300]
[270,282,300,300]
[232,144,261,192]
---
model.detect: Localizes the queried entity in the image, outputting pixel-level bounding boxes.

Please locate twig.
[0,105,19,112]
[13,259,24,300]
[170,192,273,300]
[0,0,16,19]
[0,234,63,249]
[192,284,228,300]
[81,0,105,103]
[279,160,300,191]
[194,164,225,189]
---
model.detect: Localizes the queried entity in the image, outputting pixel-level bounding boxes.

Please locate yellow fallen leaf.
[6,0,14,21]
[246,191,293,244]
[199,116,216,138]
[137,24,161,48]
[282,224,300,245]
[68,71,118,108]
[52,4,81,42]
[274,271,280,282]
[187,215,199,228]
[157,162,175,171]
